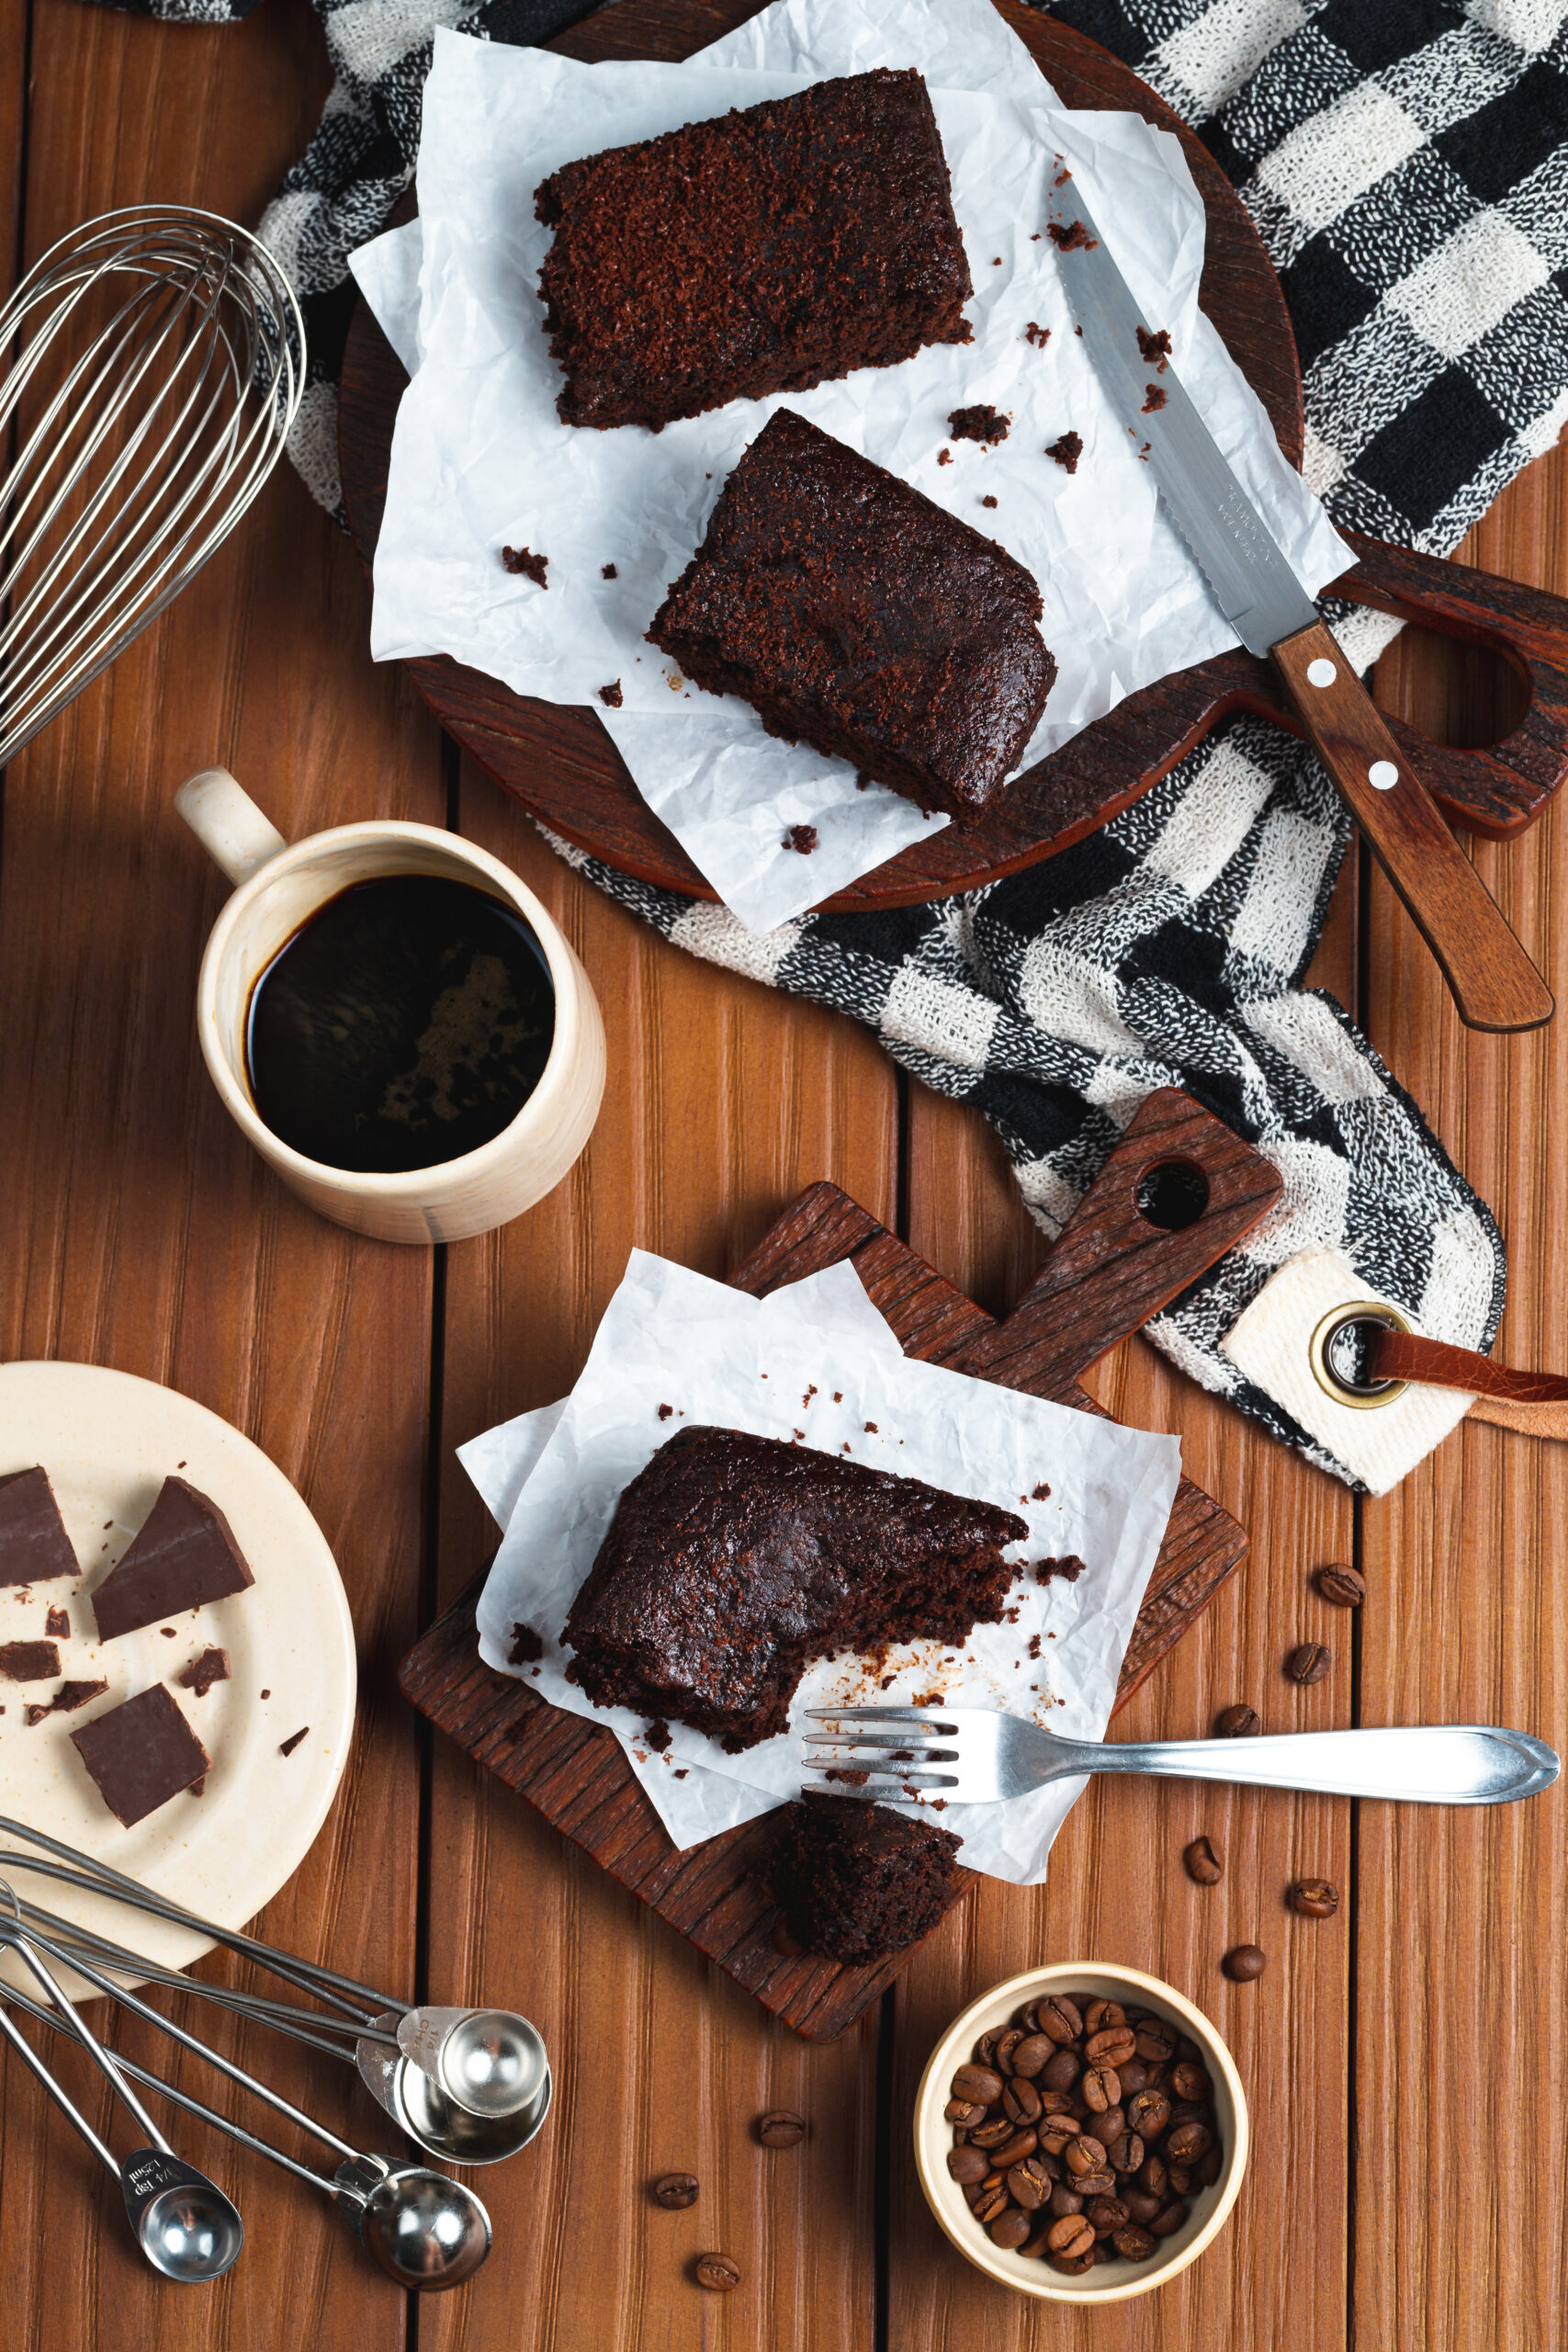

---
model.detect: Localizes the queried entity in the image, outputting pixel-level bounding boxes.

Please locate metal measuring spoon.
[355,2011,553,2165]
[394,2006,549,2120]
[0,1909,243,2282]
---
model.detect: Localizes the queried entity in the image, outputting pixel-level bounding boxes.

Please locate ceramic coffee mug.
[177,767,606,1244]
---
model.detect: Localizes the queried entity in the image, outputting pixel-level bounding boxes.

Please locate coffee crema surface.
[244,876,555,1173]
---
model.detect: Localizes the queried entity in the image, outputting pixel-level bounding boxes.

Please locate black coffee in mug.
[244,875,555,1174]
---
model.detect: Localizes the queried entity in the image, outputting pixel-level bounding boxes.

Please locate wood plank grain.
[0,3,428,2347]
[889,853,1360,2349]
[416,766,897,2352]
[1355,441,1568,2352]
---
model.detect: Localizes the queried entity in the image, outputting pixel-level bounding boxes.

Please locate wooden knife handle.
[1273,619,1554,1034]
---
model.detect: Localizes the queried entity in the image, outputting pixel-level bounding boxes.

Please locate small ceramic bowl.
[913,1962,1248,2304]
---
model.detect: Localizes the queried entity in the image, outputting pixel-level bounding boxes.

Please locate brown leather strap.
[1369,1329,1568,1439]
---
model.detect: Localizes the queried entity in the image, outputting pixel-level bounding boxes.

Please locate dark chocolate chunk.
[175,1645,231,1699]
[279,1726,310,1758]
[90,1477,254,1643]
[45,1606,69,1638]
[0,1640,62,1681]
[0,1466,78,1587]
[71,1685,211,1826]
[25,1677,110,1725]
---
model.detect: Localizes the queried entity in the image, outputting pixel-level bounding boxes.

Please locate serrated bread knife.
[1045,182,1553,1035]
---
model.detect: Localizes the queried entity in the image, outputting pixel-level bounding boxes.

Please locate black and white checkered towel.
[87,0,1568,1480]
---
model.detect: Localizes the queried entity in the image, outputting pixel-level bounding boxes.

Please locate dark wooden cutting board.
[338,0,1568,911]
[399,1090,1283,2039]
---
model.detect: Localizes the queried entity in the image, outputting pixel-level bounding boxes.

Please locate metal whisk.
[0,204,304,766]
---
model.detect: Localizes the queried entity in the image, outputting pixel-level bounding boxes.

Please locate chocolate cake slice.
[563,1425,1026,1747]
[0,1465,79,1586]
[90,1476,254,1642]
[535,68,972,433]
[763,1792,962,1964]
[649,411,1055,818]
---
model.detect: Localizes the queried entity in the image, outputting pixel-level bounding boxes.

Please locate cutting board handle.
[1330,530,1568,842]
[966,1090,1282,1392]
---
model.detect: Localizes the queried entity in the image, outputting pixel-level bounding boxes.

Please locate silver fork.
[802,1707,1560,1806]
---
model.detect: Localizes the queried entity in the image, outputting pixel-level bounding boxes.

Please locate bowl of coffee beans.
[913,1963,1247,2302]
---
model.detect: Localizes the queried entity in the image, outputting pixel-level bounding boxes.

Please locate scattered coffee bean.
[652,2172,699,2209]
[1184,1835,1224,1885]
[1215,1703,1260,1737]
[1290,1877,1340,1918]
[694,2253,740,2291]
[757,2109,806,2147]
[1314,1562,1365,1608]
[1285,1642,1331,1684]
[1223,1943,1268,1982]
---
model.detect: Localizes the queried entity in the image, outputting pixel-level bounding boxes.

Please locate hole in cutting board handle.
[1134,1159,1210,1232]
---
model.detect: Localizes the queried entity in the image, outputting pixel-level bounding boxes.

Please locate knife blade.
[1043,175,1552,1035]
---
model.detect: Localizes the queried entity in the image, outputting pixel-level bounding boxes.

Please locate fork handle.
[1071,1724,1557,1804]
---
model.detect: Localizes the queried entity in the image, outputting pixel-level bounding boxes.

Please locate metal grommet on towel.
[1308,1301,1413,1408]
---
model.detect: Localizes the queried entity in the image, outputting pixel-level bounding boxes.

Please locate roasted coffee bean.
[1144,2061,1171,2092]
[1129,2091,1170,2141]
[695,2254,741,2292]
[974,2030,1002,2067]
[1138,2154,1168,2198]
[1085,2195,1128,2235]
[1009,2157,1052,2211]
[953,2063,1004,2106]
[1010,2033,1052,2078]
[1047,2250,1094,2277]
[1175,2037,1202,2066]
[944,2098,984,2127]
[1149,2201,1189,2238]
[1016,2000,1043,2033]
[1038,2148,1064,2182]
[1166,2120,1213,2165]
[1111,2223,1157,2261]
[1094,2107,1125,2150]
[1224,1942,1268,1982]
[1168,2105,1210,2132]
[990,2129,1039,2170]
[1184,1835,1224,1885]
[1107,2131,1144,2177]
[1083,1998,1125,2036]
[1167,2165,1192,2196]
[1122,2188,1161,2225]
[962,2183,986,2210]
[990,2209,1032,2251]
[1081,2063,1121,2112]
[969,2116,1014,2150]
[1021,2224,1052,2259]
[652,2172,699,2209]
[1047,2214,1095,2260]
[1118,2056,1149,2097]
[1076,2170,1116,2197]
[1087,2025,1136,2067]
[1039,2089,1077,2116]
[1195,2145,1224,2188]
[1134,2018,1177,2063]
[1039,1996,1083,2044]
[972,2182,1010,2226]
[1003,2077,1043,2126]
[1285,1641,1331,1684]
[1215,1702,1260,1738]
[1314,1562,1365,1608]
[1038,2117,1077,2157]
[1040,2048,1080,2092]
[757,2109,806,2148]
[1049,2181,1084,2219]
[993,2029,1025,2075]
[948,2145,989,2185]
[1065,2134,1108,2178]
[1291,1877,1340,1918]
[1170,2062,1211,2102]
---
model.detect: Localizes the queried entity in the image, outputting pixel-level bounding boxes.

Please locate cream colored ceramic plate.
[0,1361,355,1994]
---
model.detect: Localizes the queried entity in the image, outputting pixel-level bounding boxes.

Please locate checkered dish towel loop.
[100,0,1568,1482]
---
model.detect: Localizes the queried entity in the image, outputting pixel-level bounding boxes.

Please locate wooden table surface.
[2,3,1564,2347]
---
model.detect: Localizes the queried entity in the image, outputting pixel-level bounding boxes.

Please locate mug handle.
[175,768,287,887]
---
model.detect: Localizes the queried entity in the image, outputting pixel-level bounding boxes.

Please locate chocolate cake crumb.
[948,403,1008,445]
[502,545,548,587]
[160,1626,176,1637]
[936,447,952,464]
[761,1792,961,1964]
[1142,383,1168,412]
[507,1623,545,1666]
[981,494,998,508]
[45,1608,69,1639]
[645,1718,671,1752]
[1034,1555,1088,1586]
[279,1726,310,1758]
[175,1646,231,1700]
[824,1765,869,1786]
[598,681,623,707]
[1028,1634,1043,1658]
[864,1421,878,1433]
[260,1689,270,1701]
[1048,220,1096,251]
[675,1767,688,1778]
[784,823,818,854]
[601,561,618,578]
[657,1403,673,1420]
[1032,1481,1052,1501]
[1045,431,1083,473]
[1023,321,1051,349]
[1136,325,1171,370]
[1053,167,1072,187]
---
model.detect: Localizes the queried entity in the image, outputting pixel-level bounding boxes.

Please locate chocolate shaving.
[279,1726,310,1758]
[175,1645,231,1699]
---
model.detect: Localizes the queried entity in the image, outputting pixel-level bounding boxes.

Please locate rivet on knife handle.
[1272,619,1554,1034]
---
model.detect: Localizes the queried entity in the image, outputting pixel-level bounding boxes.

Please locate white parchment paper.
[352,0,1351,933]
[464,1252,1180,1883]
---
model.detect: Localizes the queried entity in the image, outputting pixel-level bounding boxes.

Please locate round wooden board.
[339,0,1305,910]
